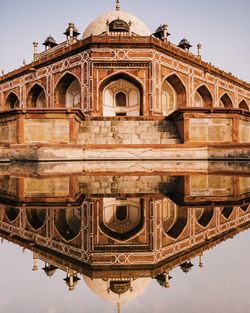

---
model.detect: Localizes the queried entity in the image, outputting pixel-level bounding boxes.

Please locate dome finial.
[116,0,120,11]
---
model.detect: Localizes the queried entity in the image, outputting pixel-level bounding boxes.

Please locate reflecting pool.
[0,161,249,313]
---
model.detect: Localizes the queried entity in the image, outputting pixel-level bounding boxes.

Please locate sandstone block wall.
[77,119,180,145]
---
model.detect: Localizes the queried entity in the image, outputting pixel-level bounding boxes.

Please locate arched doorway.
[54,73,81,108]
[101,74,142,117]
[27,84,46,108]
[162,74,186,115]
[6,92,20,109]
[194,85,213,108]
[99,198,144,241]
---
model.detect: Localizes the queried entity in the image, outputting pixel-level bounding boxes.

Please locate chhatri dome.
[82,0,151,39]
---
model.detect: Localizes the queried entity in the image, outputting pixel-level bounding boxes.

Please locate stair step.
[77,118,180,144]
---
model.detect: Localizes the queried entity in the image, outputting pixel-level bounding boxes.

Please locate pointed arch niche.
[6,92,20,109]
[194,85,213,108]
[162,199,188,239]
[99,198,144,241]
[101,73,143,116]
[162,74,186,116]
[54,73,81,108]
[239,99,249,111]
[27,84,46,108]
[219,93,233,108]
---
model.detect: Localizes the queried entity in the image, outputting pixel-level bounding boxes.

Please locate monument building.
[0,0,249,161]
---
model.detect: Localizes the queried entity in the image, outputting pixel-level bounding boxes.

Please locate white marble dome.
[83,276,151,304]
[82,10,151,39]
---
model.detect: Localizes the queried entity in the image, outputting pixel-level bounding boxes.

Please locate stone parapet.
[0,108,85,145]
[168,108,250,144]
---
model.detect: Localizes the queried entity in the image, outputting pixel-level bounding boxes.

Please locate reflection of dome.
[82,10,151,39]
[83,276,151,304]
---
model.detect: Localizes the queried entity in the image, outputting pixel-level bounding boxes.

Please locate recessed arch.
[240,204,249,212]
[6,92,20,109]
[99,198,144,241]
[195,208,214,227]
[194,85,213,108]
[239,99,249,111]
[26,209,46,230]
[5,207,19,222]
[161,73,187,115]
[26,83,46,108]
[54,72,81,108]
[221,206,234,219]
[54,208,81,241]
[99,72,144,116]
[165,208,188,239]
[220,93,233,108]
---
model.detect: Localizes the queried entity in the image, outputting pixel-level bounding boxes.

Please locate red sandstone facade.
[0,2,249,161]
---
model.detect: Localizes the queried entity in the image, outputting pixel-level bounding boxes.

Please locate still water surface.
[0,162,249,313]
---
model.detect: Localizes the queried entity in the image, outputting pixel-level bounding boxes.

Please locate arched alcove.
[164,206,188,239]
[99,198,144,241]
[194,85,213,108]
[55,208,81,241]
[54,73,81,108]
[26,209,46,230]
[5,207,19,222]
[221,206,234,219]
[6,92,20,109]
[195,208,214,227]
[240,204,249,212]
[219,93,233,108]
[100,72,143,116]
[162,74,186,115]
[239,100,249,111]
[26,84,46,108]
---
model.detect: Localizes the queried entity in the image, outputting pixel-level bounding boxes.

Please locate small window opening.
[116,92,127,107]
[116,206,128,221]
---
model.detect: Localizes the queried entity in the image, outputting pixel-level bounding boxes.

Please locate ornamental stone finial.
[116,0,120,11]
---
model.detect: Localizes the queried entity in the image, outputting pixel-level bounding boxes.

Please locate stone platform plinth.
[0,108,249,161]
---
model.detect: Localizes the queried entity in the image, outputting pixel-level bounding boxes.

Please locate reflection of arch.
[100,198,144,241]
[54,73,81,108]
[55,208,81,241]
[6,207,19,222]
[239,100,249,111]
[194,85,213,108]
[6,92,20,109]
[99,72,143,116]
[221,207,234,219]
[26,209,46,230]
[162,74,186,115]
[163,205,188,239]
[27,84,46,108]
[162,198,177,231]
[240,204,249,212]
[196,208,214,227]
[219,93,233,108]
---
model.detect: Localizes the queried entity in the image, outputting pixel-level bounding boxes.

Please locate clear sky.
[0,0,249,82]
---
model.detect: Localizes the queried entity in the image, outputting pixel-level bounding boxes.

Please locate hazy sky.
[1,227,250,313]
[0,0,249,82]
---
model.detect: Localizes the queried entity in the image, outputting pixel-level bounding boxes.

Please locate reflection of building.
[0,169,250,308]
[1,201,250,306]
[0,1,249,161]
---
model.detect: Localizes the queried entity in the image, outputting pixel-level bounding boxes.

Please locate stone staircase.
[77,118,180,145]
